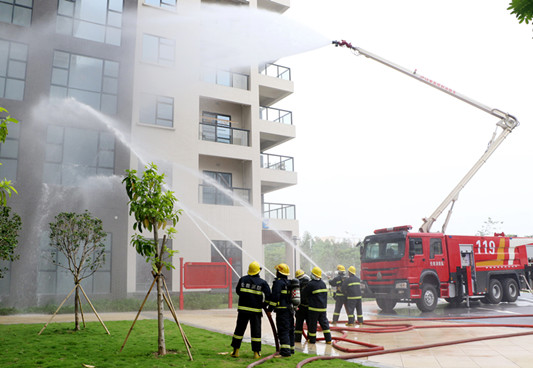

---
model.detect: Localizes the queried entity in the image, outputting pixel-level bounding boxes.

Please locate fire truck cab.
[360,225,533,312]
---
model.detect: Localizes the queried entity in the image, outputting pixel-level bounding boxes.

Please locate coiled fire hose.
[247,314,533,368]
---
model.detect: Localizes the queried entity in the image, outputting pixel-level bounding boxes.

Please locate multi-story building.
[0,0,298,308]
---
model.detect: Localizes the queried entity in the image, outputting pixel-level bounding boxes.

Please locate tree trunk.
[154,224,166,355]
[74,283,80,331]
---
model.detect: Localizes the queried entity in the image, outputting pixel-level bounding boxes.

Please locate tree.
[508,0,533,24]
[0,206,21,278]
[476,217,503,236]
[0,107,18,205]
[123,163,181,356]
[48,211,107,331]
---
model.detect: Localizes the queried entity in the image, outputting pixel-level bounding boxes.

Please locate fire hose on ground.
[247,313,533,368]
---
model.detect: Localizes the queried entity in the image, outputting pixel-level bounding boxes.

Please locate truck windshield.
[362,232,406,262]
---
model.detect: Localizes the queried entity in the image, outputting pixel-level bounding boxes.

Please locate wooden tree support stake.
[38,284,78,335]
[78,284,110,335]
[161,279,193,360]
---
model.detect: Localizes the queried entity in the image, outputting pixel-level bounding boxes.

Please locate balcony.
[199,117,249,146]
[257,0,290,13]
[261,153,294,171]
[202,68,249,90]
[259,106,292,125]
[263,202,296,220]
[258,63,293,105]
[199,184,251,206]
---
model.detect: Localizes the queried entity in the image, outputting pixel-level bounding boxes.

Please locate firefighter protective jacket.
[341,274,362,300]
[236,274,272,314]
[268,276,291,312]
[298,275,311,307]
[303,278,328,313]
[328,274,346,297]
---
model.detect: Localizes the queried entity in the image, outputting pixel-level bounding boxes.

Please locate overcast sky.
[264,1,533,240]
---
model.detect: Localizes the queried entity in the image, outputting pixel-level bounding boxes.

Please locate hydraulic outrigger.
[332,40,520,233]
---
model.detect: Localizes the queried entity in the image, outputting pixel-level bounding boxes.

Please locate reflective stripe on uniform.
[348,282,360,286]
[238,306,262,313]
[333,312,340,316]
[295,330,302,334]
[312,289,328,294]
[280,344,291,349]
[322,330,330,334]
[251,337,262,342]
[281,290,289,294]
[336,293,344,296]
[347,296,362,300]
[308,307,327,312]
[233,334,243,340]
[308,332,316,336]
[240,288,263,295]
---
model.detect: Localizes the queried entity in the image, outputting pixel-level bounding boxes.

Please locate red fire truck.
[360,225,533,312]
[333,40,533,312]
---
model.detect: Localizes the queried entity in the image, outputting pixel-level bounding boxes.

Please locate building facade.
[0,0,298,307]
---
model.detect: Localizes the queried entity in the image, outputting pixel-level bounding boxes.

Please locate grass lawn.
[0,319,367,367]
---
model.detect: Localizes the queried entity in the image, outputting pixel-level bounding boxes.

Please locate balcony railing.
[261,153,294,171]
[263,202,296,220]
[259,63,291,81]
[199,122,249,146]
[202,68,249,90]
[259,106,292,125]
[199,184,251,206]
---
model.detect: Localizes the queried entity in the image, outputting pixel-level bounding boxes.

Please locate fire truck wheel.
[486,278,503,304]
[376,298,397,312]
[416,284,438,312]
[502,278,519,303]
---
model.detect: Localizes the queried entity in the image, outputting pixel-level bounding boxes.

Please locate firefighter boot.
[231,348,239,358]
[253,351,261,359]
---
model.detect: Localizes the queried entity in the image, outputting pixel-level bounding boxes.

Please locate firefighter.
[294,269,310,343]
[342,265,363,326]
[267,263,295,357]
[302,266,332,344]
[231,261,272,359]
[328,264,347,325]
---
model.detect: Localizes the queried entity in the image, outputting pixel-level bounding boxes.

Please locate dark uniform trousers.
[294,304,308,342]
[332,295,347,323]
[231,312,262,352]
[307,309,331,344]
[276,307,295,356]
[346,297,363,324]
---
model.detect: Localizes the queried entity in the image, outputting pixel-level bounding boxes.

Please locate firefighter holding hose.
[342,266,363,326]
[231,261,271,359]
[329,264,348,325]
[267,263,295,357]
[294,269,310,343]
[303,266,332,344]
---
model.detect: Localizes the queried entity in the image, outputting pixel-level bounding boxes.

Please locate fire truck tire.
[502,278,519,302]
[416,284,438,312]
[486,279,503,304]
[376,298,397,312]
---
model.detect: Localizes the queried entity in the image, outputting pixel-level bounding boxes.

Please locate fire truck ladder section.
[333,40,520,233]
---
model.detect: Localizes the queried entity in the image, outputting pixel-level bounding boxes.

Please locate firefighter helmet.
[248,261,261,276]
[311,266,322,279]
[295,269,305,278]
[348,266,356,275]
[275,263,290,276]
[336,265,346,272]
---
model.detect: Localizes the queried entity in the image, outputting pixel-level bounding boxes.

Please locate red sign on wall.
[183,262,230,289]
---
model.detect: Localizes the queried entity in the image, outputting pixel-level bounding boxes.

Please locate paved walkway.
[3,301,533,368]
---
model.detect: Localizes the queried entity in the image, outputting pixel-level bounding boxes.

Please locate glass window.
[56,0,123,46]
[37,232,112,295]
[43,125,115,186]
[0,0,33,27]
[409,237,424,256]
[211,240,242,288]
[144,0,176,10]
[0,119,19,182]
[430,238,443,259]
[51,51,119,114]
[201,112,231,144]
[0,39,27,101]
[142,34,175,67]
[139,93,174,127]
[201,171,233,206]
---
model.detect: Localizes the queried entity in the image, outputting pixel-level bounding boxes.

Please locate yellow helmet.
[248,261,261,276]
[348,266,356,275]
[275,263,290,276]
[311,266,322,279]
[295,269,305,278]
[337,265,346,272]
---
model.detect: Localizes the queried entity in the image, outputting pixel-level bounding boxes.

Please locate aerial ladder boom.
[333,40,519,233]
